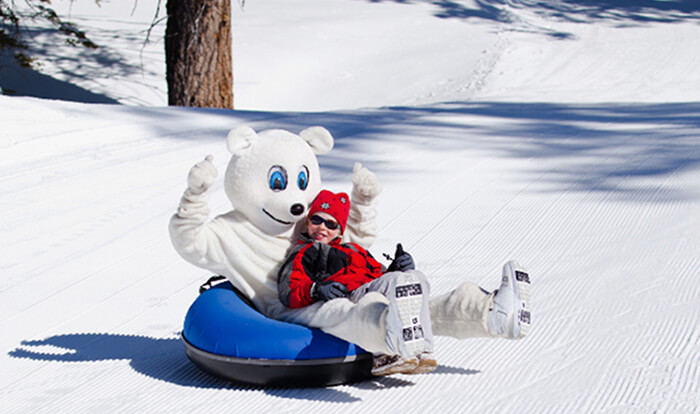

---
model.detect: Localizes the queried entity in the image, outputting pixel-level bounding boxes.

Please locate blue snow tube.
[182,281,373,387]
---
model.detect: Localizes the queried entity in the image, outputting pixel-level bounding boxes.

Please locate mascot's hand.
[351,162,382,203]
[187,155,218,195]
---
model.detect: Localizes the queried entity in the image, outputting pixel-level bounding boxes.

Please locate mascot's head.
[224,125,333,235]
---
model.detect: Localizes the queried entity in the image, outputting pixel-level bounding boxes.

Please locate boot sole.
[371,356,419,376]
[394,272,426,356]
[407,355,438,374]
[505,261,531,339]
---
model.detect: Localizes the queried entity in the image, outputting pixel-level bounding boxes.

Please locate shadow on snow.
[262,101,700,203]
[363,0,700,39]
[0,53,119,104]
[0,24,156,104]
[366,0,700,24]
[94,100,700,203]
[8,332,479,402]
[27,99,694,203]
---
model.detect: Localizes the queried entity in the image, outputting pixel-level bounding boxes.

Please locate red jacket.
[278,235,384,308]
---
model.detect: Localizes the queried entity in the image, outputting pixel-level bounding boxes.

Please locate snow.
[1,0,699,412]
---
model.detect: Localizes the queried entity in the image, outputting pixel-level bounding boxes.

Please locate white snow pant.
[428,282,496,339]
[266,270,432,356]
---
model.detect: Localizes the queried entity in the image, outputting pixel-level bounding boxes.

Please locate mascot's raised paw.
[187,155,218,195]
[352,162,382,203]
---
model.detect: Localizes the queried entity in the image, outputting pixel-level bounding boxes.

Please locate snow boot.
[371,354,419,376]
[487,260,531,339]
[406,352,438,374]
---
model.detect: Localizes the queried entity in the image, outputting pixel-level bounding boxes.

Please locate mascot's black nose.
[290,203,305,216]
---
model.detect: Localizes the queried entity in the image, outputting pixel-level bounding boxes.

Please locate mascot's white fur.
[170,125,501,356]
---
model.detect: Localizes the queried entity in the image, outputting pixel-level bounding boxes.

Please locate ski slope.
[1,1,699,412]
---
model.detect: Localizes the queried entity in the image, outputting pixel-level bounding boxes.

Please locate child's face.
[307,212,341,244]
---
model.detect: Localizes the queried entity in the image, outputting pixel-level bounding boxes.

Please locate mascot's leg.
[429,282,494,339]
[311,292,394,355]
[429,260,531,340]
[269,293,395,355]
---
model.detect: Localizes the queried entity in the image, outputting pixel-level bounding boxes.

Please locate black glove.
[387,243,415,272]
[311,281,349,302]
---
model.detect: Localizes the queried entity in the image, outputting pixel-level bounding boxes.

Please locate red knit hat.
[308,190,351,233]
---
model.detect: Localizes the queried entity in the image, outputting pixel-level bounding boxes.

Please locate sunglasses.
[309,215,340,230]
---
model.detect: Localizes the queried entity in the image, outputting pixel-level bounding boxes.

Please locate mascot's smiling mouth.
[262,209,292,225]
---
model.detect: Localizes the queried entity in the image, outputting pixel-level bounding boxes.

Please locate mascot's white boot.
[429,261,531,339]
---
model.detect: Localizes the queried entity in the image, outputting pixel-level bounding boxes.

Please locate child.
[278,190,437,376]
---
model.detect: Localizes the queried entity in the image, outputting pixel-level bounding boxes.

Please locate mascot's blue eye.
[268,166,288,191]
[297,167,309,190]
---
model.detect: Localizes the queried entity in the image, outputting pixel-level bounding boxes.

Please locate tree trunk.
[165,0,233,108]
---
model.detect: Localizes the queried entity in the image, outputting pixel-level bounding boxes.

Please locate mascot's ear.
[299,126,334,155]
[226,125,259,155]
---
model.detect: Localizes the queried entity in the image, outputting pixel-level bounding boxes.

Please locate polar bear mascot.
[170,125,531,363]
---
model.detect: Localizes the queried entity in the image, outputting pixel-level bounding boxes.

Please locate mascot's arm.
[169,156,227,266]
[344,163,381,249]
